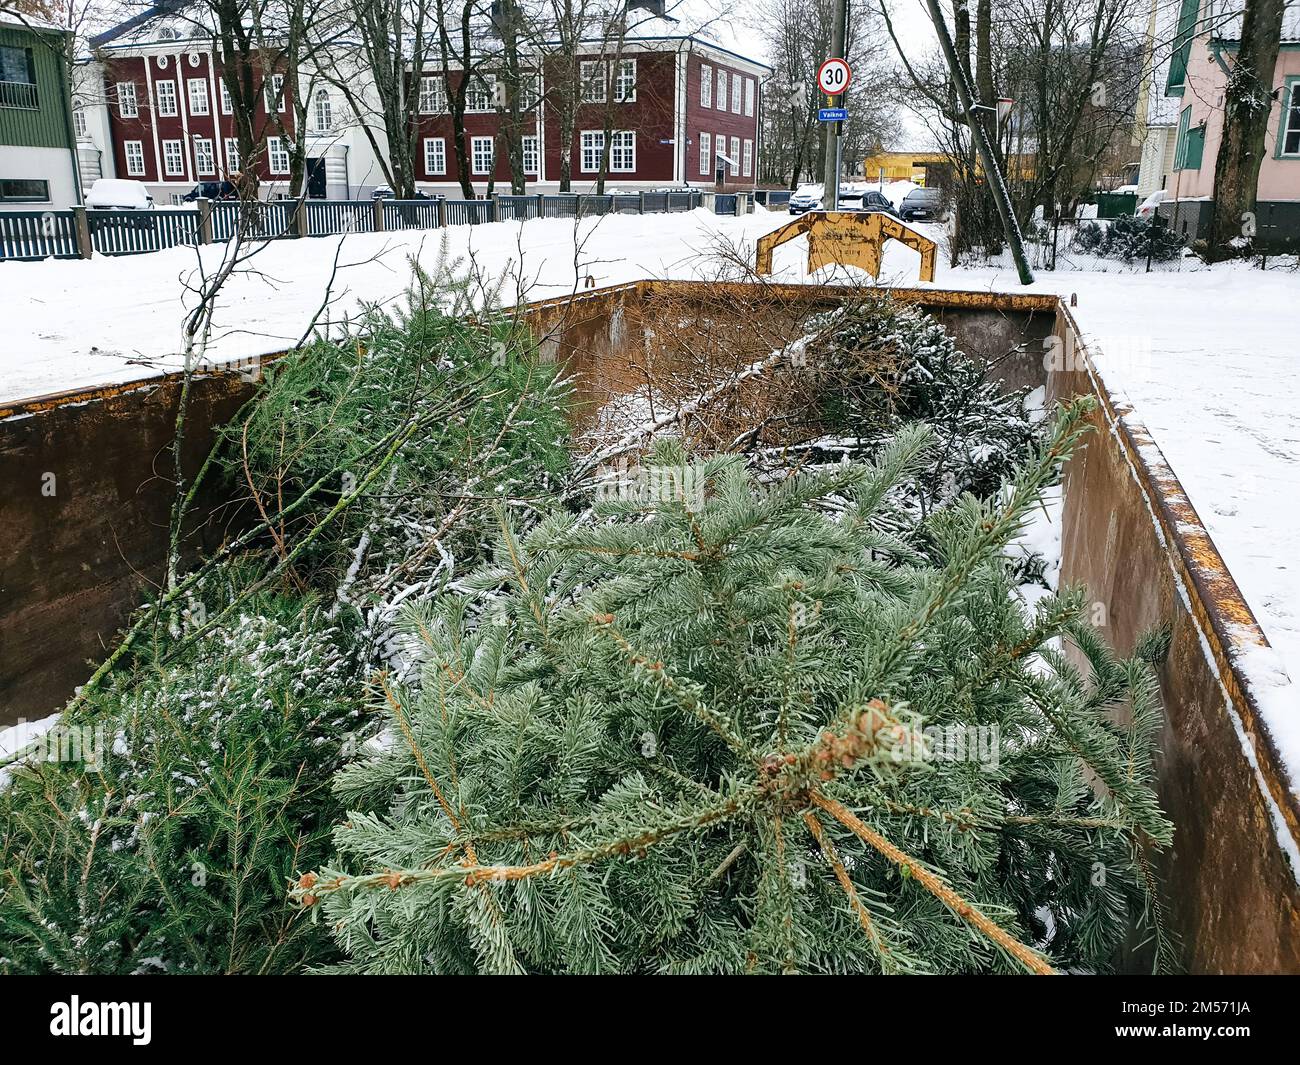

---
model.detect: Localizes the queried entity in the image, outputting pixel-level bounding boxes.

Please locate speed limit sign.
[817,58,852,96]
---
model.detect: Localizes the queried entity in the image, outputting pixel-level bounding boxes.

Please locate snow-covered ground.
[3,205,1298,796]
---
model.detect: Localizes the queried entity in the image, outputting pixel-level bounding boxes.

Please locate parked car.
[84,178,154,211]
[181,180,237,202]
[1135,189,1168,218]
[899,187,946,222]
[787,185,823,215]
[841,189,900,218]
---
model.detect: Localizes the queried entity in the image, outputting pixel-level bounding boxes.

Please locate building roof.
[1204,0,1300,44]
[0,10,69,35]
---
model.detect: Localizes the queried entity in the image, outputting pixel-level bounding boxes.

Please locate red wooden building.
[83,4,768,200]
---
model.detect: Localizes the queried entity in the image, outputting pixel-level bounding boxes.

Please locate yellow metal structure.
[754,211,937,282]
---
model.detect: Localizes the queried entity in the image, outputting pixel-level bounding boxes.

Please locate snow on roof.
[0,10,67,34]
[1205,0,1300,43]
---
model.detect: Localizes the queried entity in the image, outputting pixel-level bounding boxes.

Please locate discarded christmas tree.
[300,398,1173,974]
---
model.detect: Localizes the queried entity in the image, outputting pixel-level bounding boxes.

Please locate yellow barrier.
[755,211,937,282]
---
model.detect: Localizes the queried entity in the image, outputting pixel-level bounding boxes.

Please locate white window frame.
[224,137,240,172]
[424,136,446,175]
[700,63,712,108]
[731,73,741,114]
[267,135,290,175]
[155,79,177,117]
[314,89,332,131]
[471,135,495,175]
[124,139,145,176]
[466,74,495,113]
[614,58,636,103]
[418,75,445,114]
[716,69,726,111]
[744,78,755,117]
[117,81,138,118]
[162,138,185,177]
[264,73,284,113]
[1281,81,1300,157]
[187,77,209,116]
[698,131,711,176]
[580,60,606,104]
[742,138,753,177]
[193,136,215,176]
[609,130,635,172]
[580,129,604,173]
[72,105,88,139]
[220,80,232,115]
[729,136,740,177]
[518,73,541,111]
[522,134,539,175]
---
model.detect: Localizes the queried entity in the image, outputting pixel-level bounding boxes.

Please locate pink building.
[1159,0,1300,246]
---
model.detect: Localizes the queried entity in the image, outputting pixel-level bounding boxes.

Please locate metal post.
[922,0,1034,284]
[821,0,848,211]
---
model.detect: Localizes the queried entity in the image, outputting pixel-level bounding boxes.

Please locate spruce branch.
[811,793,1058,975]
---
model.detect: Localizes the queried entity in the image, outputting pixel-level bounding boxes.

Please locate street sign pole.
[820,0,848,211]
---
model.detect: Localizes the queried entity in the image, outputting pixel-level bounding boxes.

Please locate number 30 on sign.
[817,58,852,96]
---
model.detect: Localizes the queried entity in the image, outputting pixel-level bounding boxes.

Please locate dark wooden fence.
[0,190,729,262]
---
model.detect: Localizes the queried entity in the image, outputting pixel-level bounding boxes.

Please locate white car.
[84,178,155,210]
[1135,190,1168,219]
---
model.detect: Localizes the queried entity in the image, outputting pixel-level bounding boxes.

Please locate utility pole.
[821,0,848,210]
[922,0,1034,284]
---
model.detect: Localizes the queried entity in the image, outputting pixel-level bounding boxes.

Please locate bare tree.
[1206,0,1288,259]
[759,0,897,188]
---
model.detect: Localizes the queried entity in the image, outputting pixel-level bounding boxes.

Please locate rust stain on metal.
[1060,303,1300,850]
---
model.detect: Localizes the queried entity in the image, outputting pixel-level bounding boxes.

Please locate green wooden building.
[0,13,81,210]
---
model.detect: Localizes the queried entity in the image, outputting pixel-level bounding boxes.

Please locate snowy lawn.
[3,205,1298,795]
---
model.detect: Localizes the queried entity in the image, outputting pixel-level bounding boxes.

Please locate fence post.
[639,191,646,214]
[575,194,584,219]
[489,192,499,222]
[536,192,544,219]
[72,205,92,259]
[372,196,385,232]
[197,198,214,244]
[437,197,447,227]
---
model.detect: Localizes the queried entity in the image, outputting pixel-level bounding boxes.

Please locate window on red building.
[580,130,603,172]
[124,139,145,176]
[194,137,215,176]
[188,78,209,116]
[162,139,184,177]
[580,61,606,104]
[614,59,636,103]
[116,81,138,118]
[424,137,445,175]
[156,80,177,117]
[471,135,494,174]
[610,130,635,172]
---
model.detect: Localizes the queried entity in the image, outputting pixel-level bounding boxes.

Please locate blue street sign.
[817,107,848,122]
